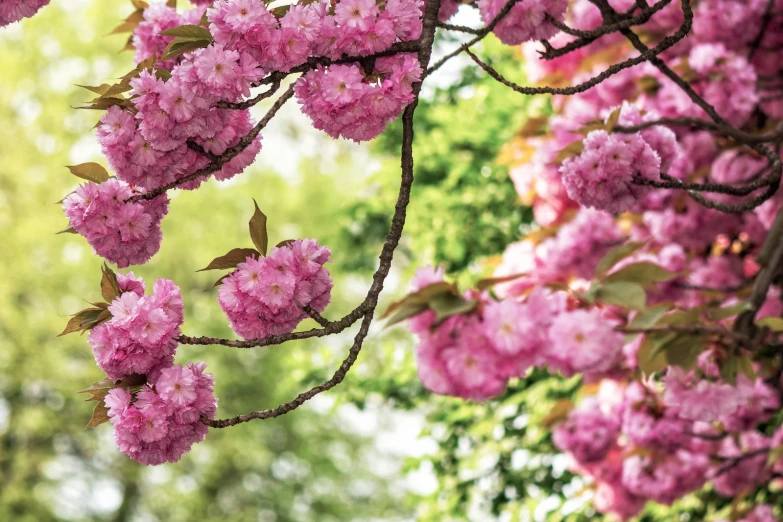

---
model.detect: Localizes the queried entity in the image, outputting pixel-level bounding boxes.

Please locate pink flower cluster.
[0,0,49,26]
[652,43,759,127]
[218,239,333,339]
[132,3,207,65]
[477,0,568,45]
[208,0,423,69]
[492,208,623,292]
[105,362,217,465]
[410,268,624,401]
[295,54,422,141]
[559,103,679,213]
[99,47,261,193]
[546,374,782,519]
[88,274,183,380]
[62,179,169,268]
[553,400,619,463]
[662,366,755,422]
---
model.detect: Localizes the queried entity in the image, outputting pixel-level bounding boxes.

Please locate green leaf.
[161,38,210,61]
[248,200,269,256]
[100,263,122,303]
[554,140,585,163]
[637,333,672,375]
[756,317,783,331]
[475,272,527,291]
[58,307,111,337]
[76,84,113,95]
[429,294,478,326]
[517,116,548,138]
[66,162,110,183]
[78,374,146,429]
[661,334,707,371]
[627,304,671,330]
[737,354,756,381]
[381,282,457,320]
[719,356,738,385]
[160,24,212,40]
[767,444,783,467]
[56,225,78,235]
[605,106,622,131]
[211,274,232,288]
[595,241,646,275]
[198,248,260,272]
[271,4,292,17]
[85,401,111,429]
[603,262,678,286]
[384,303,429,328]
[708,302,753,321]
[593,281,647,310]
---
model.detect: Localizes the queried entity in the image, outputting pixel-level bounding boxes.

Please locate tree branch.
[205,0,443,428]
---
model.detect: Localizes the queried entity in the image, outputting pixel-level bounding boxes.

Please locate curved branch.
[204,0,442,427]
[130,84,296,202]
[540,0,674,59]
[425,0,520,77]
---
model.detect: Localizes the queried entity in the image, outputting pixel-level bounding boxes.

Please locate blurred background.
[0,1,540,520]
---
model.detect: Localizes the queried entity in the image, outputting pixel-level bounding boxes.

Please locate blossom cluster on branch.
[15,0,780,515]
[0,0,49,26]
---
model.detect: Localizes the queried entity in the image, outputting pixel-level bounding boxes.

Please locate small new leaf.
[160,24,212,40]
[78,374,146,429]
[592,281,647,310]
[248,200,269,256]
[595,241,647,275]
[605,107,622,131]
[475,272,527,291]
[603,262,678,287]
[554,140,585,164]
[66,163,110,183]
[100,263,122,303]
[381,282,457,320]
[429,294,478,326]
[708,302,752,321]
[661,334,707,371]
[57,225,78,235]
[198,248,260,272]
[161,39,210,61]
[757,317,783,331]
[637,333,672,375]
[58,307,110,337]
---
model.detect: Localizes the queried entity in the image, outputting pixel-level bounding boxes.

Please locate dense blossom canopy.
[4,0,781,518]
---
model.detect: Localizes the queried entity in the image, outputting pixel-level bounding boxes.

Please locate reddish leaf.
[198,248,260,272]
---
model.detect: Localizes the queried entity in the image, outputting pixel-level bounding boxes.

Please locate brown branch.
[735,208,783,336]
[302,305,330,328]
[216,80,282,110]
[540,0,674,59]
[425,0,520,77]
[711,447,770,478]
[614,118,783,144]
[631,172,775,197]
[748,0,776,60]
[205,0,442,428]
[437,22,481,35]
[130,84,296,202]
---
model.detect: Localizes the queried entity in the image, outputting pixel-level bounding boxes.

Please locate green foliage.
[344,38,534,273]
